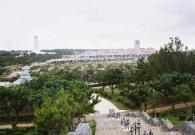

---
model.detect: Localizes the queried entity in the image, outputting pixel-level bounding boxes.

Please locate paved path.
[93,94,120,114]
[0,123,33,129]
[147,101,195,113]
[95,116,182,135]
[93,95,182,135]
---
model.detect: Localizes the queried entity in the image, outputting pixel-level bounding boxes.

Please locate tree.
[173,84,194,109]
[0,86,29,128]
[128,83,151,112]
[0,67,8,75]
[93,69,107,90]
[133,57,152,84]
[34,90,71,134]
[105,67,124,94]
[149,89,161,117]
[34,81,99,134]
[148,37,189,77]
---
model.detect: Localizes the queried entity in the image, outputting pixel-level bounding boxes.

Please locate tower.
[34,35,39,53]
[134,40,140,53]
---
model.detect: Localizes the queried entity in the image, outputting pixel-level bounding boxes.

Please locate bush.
[0,115,34,123]
[115,96,135,107]
[88,120,96,135]
[0,127,35,135]
[95,90,114,99]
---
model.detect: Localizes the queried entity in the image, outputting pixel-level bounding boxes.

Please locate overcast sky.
[0,0,195,50]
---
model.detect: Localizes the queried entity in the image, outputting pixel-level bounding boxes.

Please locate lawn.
[88,120,96,135]
[155,106,195,125]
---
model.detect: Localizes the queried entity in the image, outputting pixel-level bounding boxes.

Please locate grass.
[157,114,183,125]
[88,120,96,135]
[109,100,130,110]
[154,106,195,126]
[104,87,121,95]
[0,127,35,135]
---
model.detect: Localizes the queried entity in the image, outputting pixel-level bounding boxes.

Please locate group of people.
[108,110,154,135]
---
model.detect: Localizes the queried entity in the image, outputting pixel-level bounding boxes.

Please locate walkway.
[147,101,195,113]
[95,116,182,135]
[93,94,119,114]
[93,95,182,135]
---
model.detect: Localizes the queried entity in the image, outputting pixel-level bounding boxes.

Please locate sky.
[0,0,195,50]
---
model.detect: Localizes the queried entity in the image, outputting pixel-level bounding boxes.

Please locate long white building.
[47,40,156,64]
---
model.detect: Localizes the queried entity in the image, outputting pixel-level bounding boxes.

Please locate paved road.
[95,116,182,135]
[93,94,119,114]
[93,95,182,135]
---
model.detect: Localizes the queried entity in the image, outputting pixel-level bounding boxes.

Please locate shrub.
[0,115,34,123]
[0,127,35,135]
[115,96,135,107]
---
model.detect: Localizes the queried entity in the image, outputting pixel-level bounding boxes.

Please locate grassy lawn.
[109,100,130,110]
[155,106,195,126]
[104,87,121,95]
[157,114,183,125]
[88,120,96,135]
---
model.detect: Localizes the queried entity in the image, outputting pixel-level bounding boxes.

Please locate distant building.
[47,40,156,64]
[32,35,56,55]
[13,66,32,85]
[134,40,140,53]
[33,36,41,54]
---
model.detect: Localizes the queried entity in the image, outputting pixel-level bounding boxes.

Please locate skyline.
[0,0,195,50]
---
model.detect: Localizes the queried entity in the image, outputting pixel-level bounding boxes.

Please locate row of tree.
[0,69,99,134]
[74,37,195,117]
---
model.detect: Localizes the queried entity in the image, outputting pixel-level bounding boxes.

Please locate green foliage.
[155,106,195,125]
[34,81,99,134]
[0,115,34,123]
[0,67,8,75]
[34,90,71,134]
[88,120,96,135]
[0,50,73,67]
[0,86,29,128]
[0,127,35,135]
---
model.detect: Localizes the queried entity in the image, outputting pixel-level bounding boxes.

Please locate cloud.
[0,0,195,50]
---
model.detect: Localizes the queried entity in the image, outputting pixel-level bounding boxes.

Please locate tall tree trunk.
[144,103,147,112]
[102,85,105,91]
[172,104,175,110]
[152,107,155,117]
[110,85,114,94]
[11,123,17,129]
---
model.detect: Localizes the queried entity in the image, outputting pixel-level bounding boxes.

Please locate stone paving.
[95,116,182,135]
[95,117,182,135]
[93,95,182,135]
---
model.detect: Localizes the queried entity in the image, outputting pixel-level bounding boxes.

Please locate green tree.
[0,86,29,128]
[173,84,194,109]
[105,67,124,94]
[34,90,71,134]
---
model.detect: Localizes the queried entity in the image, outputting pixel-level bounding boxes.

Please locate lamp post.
[143,131,147,135]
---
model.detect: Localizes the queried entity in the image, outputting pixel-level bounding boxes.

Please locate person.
[143,131,148,135]
[126,119,130,129]
[149,130,153,135]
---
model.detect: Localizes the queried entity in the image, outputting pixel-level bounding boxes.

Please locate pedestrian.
[149,130,153,135]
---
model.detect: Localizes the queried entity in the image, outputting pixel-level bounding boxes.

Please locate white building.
[47,41,156,64]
